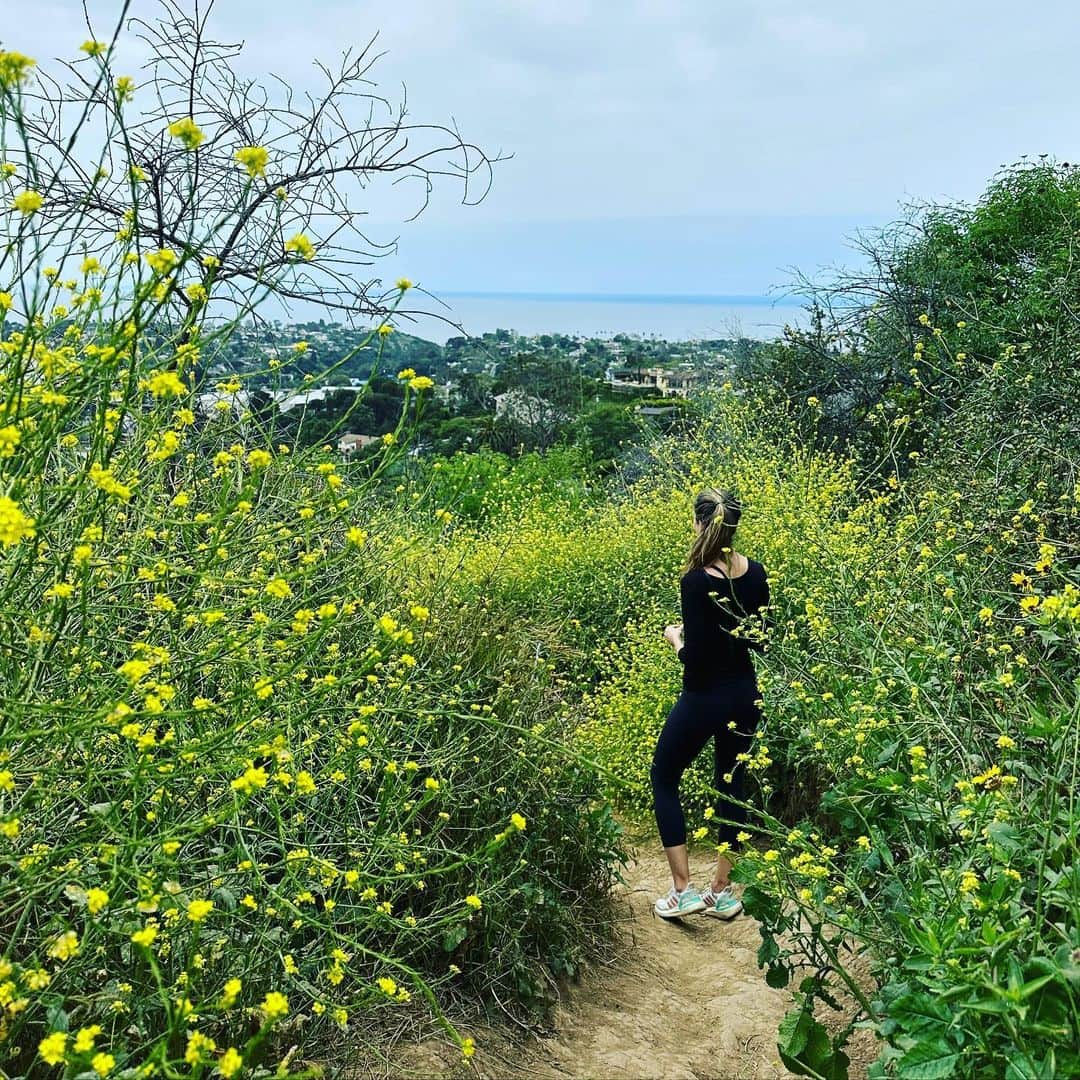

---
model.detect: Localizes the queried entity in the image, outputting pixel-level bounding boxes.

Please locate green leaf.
[212,885,237,912]
[778,1007,810,1059]
[757,932,780,968]
[1004,1051,1056,1080]
[442,924,468,952]
[45,1004,70,1032]
[985,821,1022,854]
[1019,973,1057,999]
[766,963,791,989]
[778,1011,848,1080]
[894,1038,961,1079]
[889,992,954,1034]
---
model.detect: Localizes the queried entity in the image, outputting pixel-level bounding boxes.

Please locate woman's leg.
[651,691,714,890]
[709,679,761,892]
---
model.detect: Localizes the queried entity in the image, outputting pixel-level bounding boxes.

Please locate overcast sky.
[9,1,1080,297]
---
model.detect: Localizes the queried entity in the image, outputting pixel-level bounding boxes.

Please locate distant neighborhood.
[187,320,758,460]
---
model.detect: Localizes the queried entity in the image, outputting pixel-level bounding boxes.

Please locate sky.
[7,1,1080,299]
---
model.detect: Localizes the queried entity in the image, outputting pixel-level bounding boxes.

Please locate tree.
[763,158,1080,501]
[569,401,641,472]
[2,0,498,492]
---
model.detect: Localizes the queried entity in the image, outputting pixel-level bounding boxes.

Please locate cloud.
[9,0,1080,292]
[762,13,870,57]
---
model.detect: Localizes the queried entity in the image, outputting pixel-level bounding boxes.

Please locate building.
[273,385,363,413]
[338,432,380,456]
[606,365,701,398]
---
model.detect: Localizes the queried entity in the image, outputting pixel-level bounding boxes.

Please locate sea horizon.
[392,290,808,344]
[433,289,798,306]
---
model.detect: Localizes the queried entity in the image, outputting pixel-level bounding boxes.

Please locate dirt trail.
[366,847,798,1080]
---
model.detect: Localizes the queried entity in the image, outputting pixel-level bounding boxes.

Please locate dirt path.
[363,846,798,1080]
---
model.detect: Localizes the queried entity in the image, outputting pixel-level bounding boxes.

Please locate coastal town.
[193,322,752,459]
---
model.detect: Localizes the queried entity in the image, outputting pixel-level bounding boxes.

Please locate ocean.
[391,292,808,344]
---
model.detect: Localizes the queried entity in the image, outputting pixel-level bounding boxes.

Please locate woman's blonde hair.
[682,487,742,576]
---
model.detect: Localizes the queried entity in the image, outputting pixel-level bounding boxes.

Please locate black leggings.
[650,674,761,849]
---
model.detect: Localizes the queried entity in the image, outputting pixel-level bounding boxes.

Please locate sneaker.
[701,884,743,920]
[654,883,707,919]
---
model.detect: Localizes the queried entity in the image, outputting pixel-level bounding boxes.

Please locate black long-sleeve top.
[676,559,772,690]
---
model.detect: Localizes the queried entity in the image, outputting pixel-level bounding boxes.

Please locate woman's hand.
[663,623,684,651]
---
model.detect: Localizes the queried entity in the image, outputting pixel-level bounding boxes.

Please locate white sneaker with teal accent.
[701,885,743,919]
[654,883,707,919]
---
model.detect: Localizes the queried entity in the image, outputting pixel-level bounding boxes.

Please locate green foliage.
[751,159,1080,510]
[6,24,1080,1079]
[551,372,1079,1078]
[0,36,627,1079]
[564,401,642,472]
[419,444,596,523]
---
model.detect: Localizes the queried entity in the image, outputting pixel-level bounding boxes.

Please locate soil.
[344,847,817,1080]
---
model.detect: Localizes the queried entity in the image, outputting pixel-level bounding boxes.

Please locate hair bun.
[714,490,741,526]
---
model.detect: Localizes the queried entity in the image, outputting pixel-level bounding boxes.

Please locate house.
[274,386,363,413]
[338,433,380,455]
[606,365,701,398]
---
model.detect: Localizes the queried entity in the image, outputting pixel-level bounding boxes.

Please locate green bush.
[0,37,625,1077]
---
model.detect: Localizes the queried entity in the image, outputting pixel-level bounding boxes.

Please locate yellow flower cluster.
[0,50,36,88]
[167,117,205,149]
[234,145,269,177]
[11,189,43,215]
[285,233,315,260]
[0,496,35,546]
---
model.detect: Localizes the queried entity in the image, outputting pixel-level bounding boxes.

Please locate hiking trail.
[360,845,816,1080]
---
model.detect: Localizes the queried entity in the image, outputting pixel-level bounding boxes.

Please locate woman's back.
[677,557,770,690]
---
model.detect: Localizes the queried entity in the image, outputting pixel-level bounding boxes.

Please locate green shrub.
[0,37,625,1077]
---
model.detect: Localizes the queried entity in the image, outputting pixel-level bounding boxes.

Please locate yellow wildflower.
[11,189,43,215]
[284,233,315,260]
[147,370,186,398]
[131,924,158,947]
[0,51,36,89]
[168,117,205,149]
[144,248,178,275]
[187,898,214,922]
[74,1025,103,1052]
[234,145,269,178]
[0,497,36,546]
[91,1052,115,1076]
[218,1048,244,1078]
[260,991,289,1020]
[48,930,80,961]
[38,1032,67,1065]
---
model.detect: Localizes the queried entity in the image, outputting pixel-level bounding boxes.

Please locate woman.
[652,487,771,920]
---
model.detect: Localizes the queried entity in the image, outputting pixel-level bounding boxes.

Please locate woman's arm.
[675,574,711,665]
